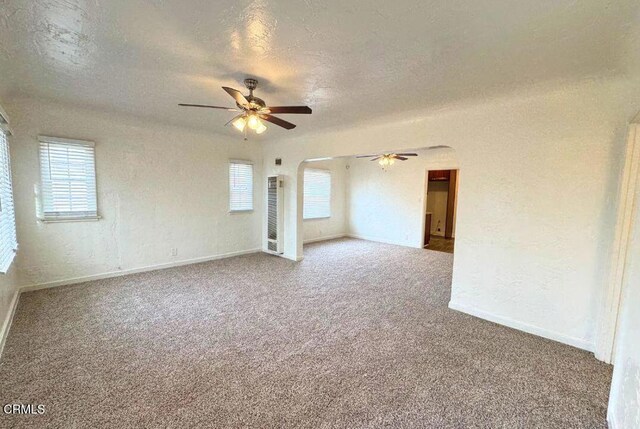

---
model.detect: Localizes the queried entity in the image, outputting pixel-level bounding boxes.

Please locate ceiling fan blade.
[266,106,312,114]
[395,156,409,161]
[356,155,379,158]
[395,153,418,156]
[222,87,249,107]
[179,103,238,111]
[370,157,381,161]
[260,114,296,130]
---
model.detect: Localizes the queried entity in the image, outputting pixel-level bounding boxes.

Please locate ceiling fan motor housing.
[244,78,258,91]
[245,96,266,110]
[179,77,310,132]
[241,78,265,110]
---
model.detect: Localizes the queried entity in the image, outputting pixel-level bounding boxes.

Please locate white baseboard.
[280,252,304,262]
[607,408,620,429]
[20,248,261,293]
[347,233,420,249]
[303,233,346,244]
[448,299,594,352]
[0,290,20,359]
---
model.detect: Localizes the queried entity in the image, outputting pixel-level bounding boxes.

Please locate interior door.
[445,170,457,239]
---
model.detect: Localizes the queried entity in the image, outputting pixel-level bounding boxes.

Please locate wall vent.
[266,175,284,254]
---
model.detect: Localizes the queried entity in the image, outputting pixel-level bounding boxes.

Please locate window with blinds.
[229,161,253,212]
[0,126,18,273]
[39,136,98,221]
[303,168,331,219]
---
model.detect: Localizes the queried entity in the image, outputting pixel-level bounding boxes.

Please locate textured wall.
[346,148,458,248]
[7,97,263,287]
[608,169,640,428]
[262,77,640,351]
[302,159,348,243]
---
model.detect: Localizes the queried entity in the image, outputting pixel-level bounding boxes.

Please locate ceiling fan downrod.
[244,78,258,97]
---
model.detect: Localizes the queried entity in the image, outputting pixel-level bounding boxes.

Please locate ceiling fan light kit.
[356,153,419,170]
[179,78,312,139]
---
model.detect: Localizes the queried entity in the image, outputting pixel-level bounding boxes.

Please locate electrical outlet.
[171,248,178,257]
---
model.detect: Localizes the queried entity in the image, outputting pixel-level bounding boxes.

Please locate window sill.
[304,216,331,221]
[229,210,254,214]
[0,250,17,275]
[39,216,102,223]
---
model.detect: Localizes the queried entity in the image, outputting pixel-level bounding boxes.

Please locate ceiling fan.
[356,153,418,170]
[179,78,312,137]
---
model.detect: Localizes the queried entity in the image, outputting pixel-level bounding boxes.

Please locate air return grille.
[266,175,284,254]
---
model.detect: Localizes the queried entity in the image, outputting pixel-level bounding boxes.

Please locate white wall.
[302,158,348,243]
[427,180,449,236]
[7,97,263,287]
[262,77,640,352]
[347,148,458,248]
[608,167,640,428]
[0,265,19,351]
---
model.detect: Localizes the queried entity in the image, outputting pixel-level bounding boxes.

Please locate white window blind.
[39,136,98,220]
[0,126,18,273]
[303,168,331,219]
[229,161,253,212]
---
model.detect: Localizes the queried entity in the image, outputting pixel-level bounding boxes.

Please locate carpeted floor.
[0,238,611,428]
[426,236,455,254]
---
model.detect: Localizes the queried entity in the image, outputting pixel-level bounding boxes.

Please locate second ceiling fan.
[356,153,418,170]
[179,78,312,137]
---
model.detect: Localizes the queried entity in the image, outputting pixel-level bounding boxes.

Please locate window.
[39,136,98,221]
[303,168,331,219]
[0,124,17,273]
[229,161,253,212]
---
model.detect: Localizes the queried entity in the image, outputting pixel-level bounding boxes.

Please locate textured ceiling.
[0,0,638,139]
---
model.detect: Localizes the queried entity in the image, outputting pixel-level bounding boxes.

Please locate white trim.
[347,233,420,249]
[0,249,17,274]
[229,158,253,165]
[607,408,620,429]
[0,122,12,136]
[0,289,20,359]
[303,233,346,244]
[448,299,593,352]
[39,216,102,223]
[0,104,11,135]
[595,124,640,363]
[37,135,95,147]
[278,252,303,262]
[20,248,261,293]
[0,103,10,125]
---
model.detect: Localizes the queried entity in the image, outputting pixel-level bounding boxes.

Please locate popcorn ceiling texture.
[0,0,638,137]
[0,239,611,428]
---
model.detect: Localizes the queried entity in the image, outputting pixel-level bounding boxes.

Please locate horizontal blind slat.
[0,128,17,273]
[229,162,253,211]
[303,169,331,219]
[39,139,98,218]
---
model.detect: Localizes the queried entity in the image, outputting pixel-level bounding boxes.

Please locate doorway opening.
[424,169,458,253]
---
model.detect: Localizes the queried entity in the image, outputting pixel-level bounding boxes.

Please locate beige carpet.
[0,238,611,428]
